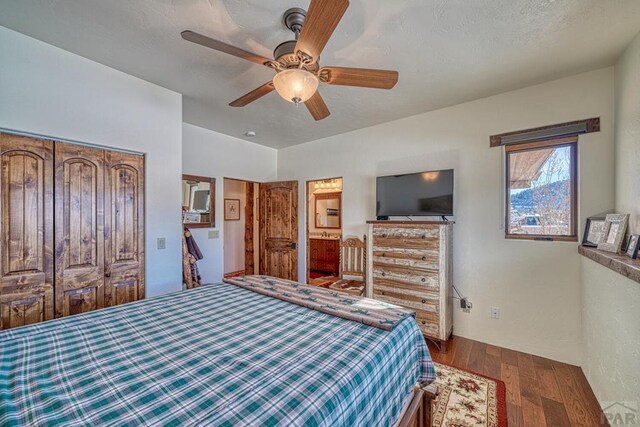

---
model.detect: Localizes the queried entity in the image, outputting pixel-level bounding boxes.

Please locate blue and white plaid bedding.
[0,282,435,426]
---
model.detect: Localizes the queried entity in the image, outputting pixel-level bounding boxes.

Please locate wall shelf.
[578,245,640,284]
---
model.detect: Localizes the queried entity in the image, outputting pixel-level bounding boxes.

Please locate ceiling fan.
[181,0,398,121]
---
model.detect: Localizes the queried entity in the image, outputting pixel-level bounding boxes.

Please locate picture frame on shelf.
[582,217,607,247]
[626,234,640,259]
[224,198,241,221]
[597,214,629,253]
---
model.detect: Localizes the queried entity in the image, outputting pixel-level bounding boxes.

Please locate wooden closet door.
[54,143,105,317]
[259,181,298,281]
[0,133,54,329]
[104,151,144,306]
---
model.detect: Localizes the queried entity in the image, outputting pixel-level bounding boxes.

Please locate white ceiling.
[1,0,639,148]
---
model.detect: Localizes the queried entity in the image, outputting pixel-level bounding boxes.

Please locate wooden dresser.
[366,221,453,350]
[309,238,340,276]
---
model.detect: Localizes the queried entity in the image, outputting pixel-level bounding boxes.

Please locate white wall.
[0,26,183,298]
[223,179,246,274]
[580,31,640,407]
[278,68,616,364]
[580,259,640,406]
[182,123,277,284]
[614,32,640,235]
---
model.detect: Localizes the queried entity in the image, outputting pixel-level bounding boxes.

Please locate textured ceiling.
[1,0,639,148]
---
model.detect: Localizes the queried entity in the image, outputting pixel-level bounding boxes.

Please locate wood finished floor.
[426,336,607,427]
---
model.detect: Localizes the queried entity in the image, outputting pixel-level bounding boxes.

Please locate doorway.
[223,178,260,278]
[306,178,343,286]
[222,179,299,282]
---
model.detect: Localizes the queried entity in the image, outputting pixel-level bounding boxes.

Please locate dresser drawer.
[372,250,439,271]
[415,309,440,338]
[372,263,438,288]
[373,286,439,314]
[372,225,440,239]
[373,236,439,251]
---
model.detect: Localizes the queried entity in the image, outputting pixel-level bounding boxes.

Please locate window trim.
[504,135,578,242]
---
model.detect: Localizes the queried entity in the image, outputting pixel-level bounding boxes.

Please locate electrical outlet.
[491,306,500,319]
[157,237,166,250]
[208,230,219,239]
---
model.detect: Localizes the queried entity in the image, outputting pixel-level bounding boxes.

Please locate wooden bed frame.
[398,383,438,427]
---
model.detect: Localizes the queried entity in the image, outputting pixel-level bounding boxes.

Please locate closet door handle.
[421,278,426,283]
[421,299,426,303]
[421,256,426,261]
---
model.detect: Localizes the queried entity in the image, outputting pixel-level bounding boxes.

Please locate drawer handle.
[381,253,386,257]
[421,278,426,283]
[382,233,387,238]
[381,272,386,277]
[421,299,426,303]
[421,256,426,261]
[422,235,426,239]
[421,321,426,325]
[381,291,385,296]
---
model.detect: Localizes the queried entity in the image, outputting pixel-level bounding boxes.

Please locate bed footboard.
[398,384,438,427]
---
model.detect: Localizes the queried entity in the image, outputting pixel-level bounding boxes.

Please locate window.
[505,136,577,241]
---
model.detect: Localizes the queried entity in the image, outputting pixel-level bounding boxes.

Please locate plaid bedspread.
[0,282,435,426]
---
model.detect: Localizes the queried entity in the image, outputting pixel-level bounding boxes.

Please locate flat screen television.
[376,169,454,218]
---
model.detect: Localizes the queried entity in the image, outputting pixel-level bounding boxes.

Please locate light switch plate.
[157,237,166,250]
[208,230,219,239]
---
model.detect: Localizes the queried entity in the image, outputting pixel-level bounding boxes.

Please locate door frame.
[222,177,260,277]
[305,177,343,283]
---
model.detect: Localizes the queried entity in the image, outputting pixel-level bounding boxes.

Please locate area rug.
[432,362,507,427]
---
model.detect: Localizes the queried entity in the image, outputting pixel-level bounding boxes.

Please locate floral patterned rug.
[432,362,507,427]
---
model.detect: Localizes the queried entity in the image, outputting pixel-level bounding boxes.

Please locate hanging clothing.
[183,227,203,288]
[185,227,204,260]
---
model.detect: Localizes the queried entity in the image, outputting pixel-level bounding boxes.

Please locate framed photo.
[597,214,629,253]
[626,234,640,259]
[582,217,606,247]
[224,199,241,221]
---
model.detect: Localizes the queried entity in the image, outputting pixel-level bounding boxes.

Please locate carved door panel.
[0,133,54,330]
[104,151,144,306]
[259,181,298,281]
[54,143,105,317]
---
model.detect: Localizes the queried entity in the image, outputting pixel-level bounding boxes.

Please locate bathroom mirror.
[315,192,341,229]
[182,175,215,228]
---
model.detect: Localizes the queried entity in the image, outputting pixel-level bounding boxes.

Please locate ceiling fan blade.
[295,0,349,62]
[229,82,275,107]
[181,30,272,67]
[305,91,330,121]
[319,67,398,89]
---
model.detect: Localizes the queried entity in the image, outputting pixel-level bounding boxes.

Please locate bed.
[0,276,436,426]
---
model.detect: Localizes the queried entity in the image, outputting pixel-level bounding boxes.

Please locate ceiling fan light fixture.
[272,69,319,104]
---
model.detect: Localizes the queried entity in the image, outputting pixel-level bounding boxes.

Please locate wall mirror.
[315,192,341,229]
[182,175,215,228]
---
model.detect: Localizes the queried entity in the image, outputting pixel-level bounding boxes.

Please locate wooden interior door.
[54,143,105,317]
[104,151,144,306]
[0,133,54,329]
[259,181,298,281]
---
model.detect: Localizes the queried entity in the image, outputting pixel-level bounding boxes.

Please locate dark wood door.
[0,133,54,329]
[104,151,144,306]
[259,181,298,281]
[54,143,105,317]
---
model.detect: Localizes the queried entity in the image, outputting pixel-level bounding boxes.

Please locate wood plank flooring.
[427,336,607,427]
